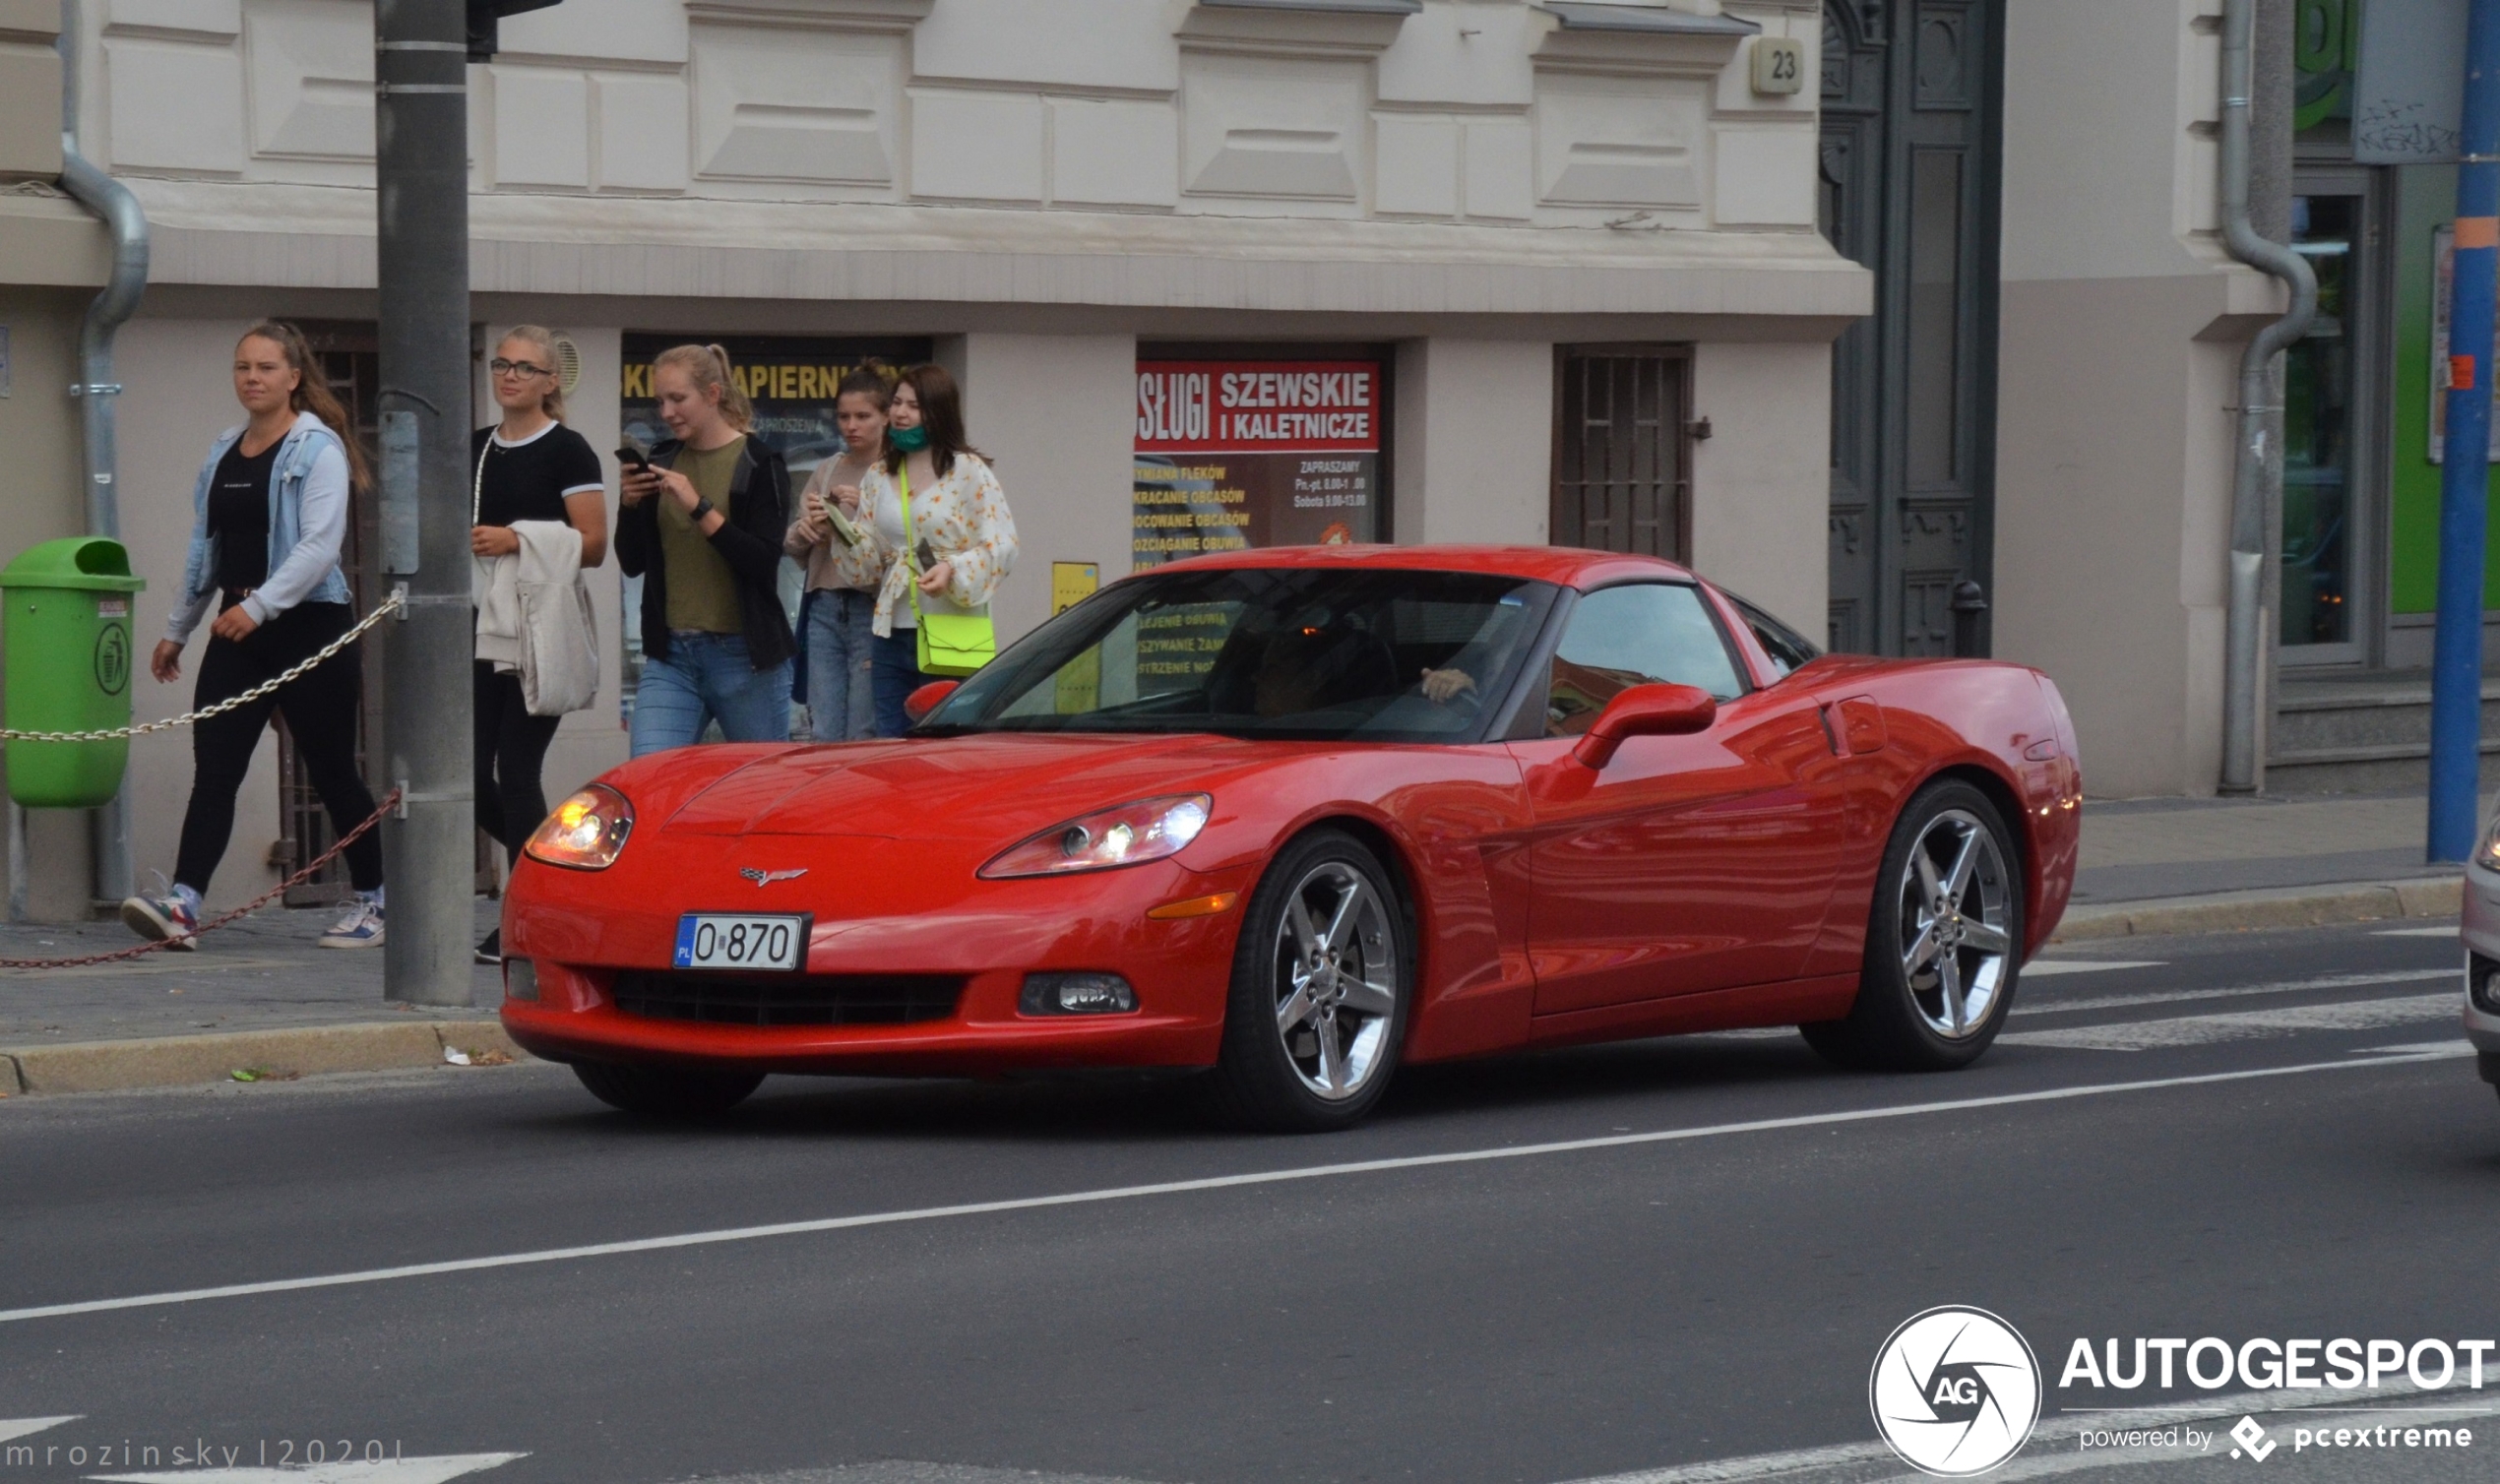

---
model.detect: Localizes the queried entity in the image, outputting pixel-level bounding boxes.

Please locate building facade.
[50,0,1853,914]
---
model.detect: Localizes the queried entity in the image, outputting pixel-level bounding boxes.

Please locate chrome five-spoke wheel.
[1211,829,1410,1131]
[1800,778,2022,1072]
[1270,859,1401,1100]
[1896,807,2015,1039]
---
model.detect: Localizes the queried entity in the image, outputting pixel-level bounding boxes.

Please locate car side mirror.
[904,680,960,724]
[1573,683,1717,769]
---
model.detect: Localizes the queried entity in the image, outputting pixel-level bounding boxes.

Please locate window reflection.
[2283,194,2355,648]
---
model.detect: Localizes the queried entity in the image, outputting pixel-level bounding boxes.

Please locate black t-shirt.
[469,422,603,528]
[208,438,280,591]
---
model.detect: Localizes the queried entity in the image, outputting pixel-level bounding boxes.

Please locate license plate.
[673,914,810,972]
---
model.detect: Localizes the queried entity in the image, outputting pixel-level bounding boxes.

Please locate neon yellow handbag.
[900,464,995,677]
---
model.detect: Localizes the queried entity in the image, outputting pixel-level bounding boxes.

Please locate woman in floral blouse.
[855,363,1019,735]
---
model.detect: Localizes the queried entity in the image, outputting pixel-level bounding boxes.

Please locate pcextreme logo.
[1870,1306,2044,1476]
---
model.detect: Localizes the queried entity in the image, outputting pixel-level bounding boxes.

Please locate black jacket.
[615,436,795,671]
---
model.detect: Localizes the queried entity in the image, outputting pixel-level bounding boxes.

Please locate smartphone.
[615,444,650,471]
[915,538,939,574]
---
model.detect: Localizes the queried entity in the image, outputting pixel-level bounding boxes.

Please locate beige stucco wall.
[1391,338,1553,548]
[948,332,1139,644]
[1687,339,1829,633]
[1992,0,2277,798]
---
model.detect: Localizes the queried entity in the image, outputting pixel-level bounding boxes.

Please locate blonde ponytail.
[654,341,753,433]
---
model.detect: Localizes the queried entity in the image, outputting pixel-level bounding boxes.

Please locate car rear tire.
[1802,778,2023,1073]
[1206,829,1410,1133]
[573,1061,765,1118]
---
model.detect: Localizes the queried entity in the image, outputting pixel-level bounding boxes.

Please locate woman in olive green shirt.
[615,343,795,755]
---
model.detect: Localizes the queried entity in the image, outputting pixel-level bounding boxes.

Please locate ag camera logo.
[1871,1306,2043,1475]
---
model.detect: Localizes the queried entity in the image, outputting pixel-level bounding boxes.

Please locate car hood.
[658,732,1295,841]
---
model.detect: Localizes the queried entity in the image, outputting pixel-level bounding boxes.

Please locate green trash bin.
[2,536,147,808]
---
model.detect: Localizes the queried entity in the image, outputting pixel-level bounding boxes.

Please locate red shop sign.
[1135,360,1381,454]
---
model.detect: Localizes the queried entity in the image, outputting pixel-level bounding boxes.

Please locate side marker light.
[1147,892,1239,920]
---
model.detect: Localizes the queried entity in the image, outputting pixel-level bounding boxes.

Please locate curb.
[2051,875,2463,943]
[0,1020,532,1098]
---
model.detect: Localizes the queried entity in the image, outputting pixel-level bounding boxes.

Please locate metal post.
[2218,0,2316,793]
[57,0,152,908]
[2429,0,2500,862]
[376,0,475,1002]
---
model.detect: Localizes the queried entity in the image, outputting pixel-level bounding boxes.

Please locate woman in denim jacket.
[120,322,387,951]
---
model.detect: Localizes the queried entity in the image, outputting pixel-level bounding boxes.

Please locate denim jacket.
[166,410,354,644]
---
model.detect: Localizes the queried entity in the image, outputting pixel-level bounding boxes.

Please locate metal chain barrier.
[0,589,406,744]
[0,787,403,969]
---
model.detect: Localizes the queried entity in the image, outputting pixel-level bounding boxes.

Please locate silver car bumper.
[2461,859,2500,1082]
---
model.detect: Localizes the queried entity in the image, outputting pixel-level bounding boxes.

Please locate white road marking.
[2015,968,2451,1018]
[2351,1040,2475,1055]
[1558,1381,2467,1483]
[0,1049,2460,1328]
[2002,993,2456,1051]
[2374,926,2461,938]
[0,1417,79,1444]
[92,1454,524,1484]
[2022,959,2163,977]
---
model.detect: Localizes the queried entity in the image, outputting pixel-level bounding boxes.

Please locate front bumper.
[2461,859,2500,1079]
[498,832,1251,1076]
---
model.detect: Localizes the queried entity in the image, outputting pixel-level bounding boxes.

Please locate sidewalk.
[0,791,2474,1096]
[0,900,520,1096]
[2055,788,2469,940]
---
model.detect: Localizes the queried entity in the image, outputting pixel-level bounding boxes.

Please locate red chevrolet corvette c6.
[501,544,2081,1130]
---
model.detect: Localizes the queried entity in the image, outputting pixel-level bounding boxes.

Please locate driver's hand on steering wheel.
[1420,667,1476,705]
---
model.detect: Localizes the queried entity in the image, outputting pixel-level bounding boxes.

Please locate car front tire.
[1207,829,1411,1133]
[573,1061,765,1118]
[1803,778,2023,1073]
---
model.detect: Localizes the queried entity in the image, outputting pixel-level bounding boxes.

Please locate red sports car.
[501,545,2081,1130]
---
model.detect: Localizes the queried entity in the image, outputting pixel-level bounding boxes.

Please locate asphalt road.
[3,920,2496,1484]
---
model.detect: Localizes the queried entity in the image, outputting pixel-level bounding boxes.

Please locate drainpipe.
[55,0,151,906]
[2218,0,2315,793]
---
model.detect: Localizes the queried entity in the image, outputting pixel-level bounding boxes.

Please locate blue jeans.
[804,589,877,742]
[630,632,793,757]
[870,628,930,738]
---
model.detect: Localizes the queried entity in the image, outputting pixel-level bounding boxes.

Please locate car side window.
[1543,584,1746,737]
[1728,593,1822,679]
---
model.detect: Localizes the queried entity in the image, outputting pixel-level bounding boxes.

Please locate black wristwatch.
[688,496,717,523]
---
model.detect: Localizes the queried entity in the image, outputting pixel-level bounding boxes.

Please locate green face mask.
[890,423,929,453]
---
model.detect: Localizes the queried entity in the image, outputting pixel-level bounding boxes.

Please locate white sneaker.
[120,891,199,951]
[319,898,385,949]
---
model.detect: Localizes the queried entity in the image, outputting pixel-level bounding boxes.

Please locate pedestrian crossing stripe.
[0,1417,79,1444]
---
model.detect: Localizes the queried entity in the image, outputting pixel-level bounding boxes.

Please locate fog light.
[2472,954,2500,1017]
[1021,972,1137,1016]
[506,958,539,1003]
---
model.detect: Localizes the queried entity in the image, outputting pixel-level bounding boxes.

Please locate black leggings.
[475,661,562,865]
[174,602,383,895]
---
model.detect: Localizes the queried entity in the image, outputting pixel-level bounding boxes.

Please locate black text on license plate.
[673,914,809,971]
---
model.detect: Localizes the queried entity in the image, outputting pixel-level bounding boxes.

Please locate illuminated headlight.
[1021,972,1139,1016]
[978,794,1212,879]
[525,784,634,870]
[2476,815,2500,872]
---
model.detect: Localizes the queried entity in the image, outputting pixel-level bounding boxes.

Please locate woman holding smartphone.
[122,322,387,950]
[782,362,891,742]
[469,325,607,963]
[615,342,794,756]
[858,363,1018,736]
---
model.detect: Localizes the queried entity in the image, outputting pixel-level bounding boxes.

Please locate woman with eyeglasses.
[469,326,607,962]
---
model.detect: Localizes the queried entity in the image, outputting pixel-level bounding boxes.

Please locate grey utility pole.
[375,0,475,1005]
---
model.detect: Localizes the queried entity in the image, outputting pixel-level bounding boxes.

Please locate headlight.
[978,794,1212,879]
[2478,814,2500,873]
[526,784,634,870]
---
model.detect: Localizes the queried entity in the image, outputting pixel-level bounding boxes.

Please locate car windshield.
[924,566,1562,742]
